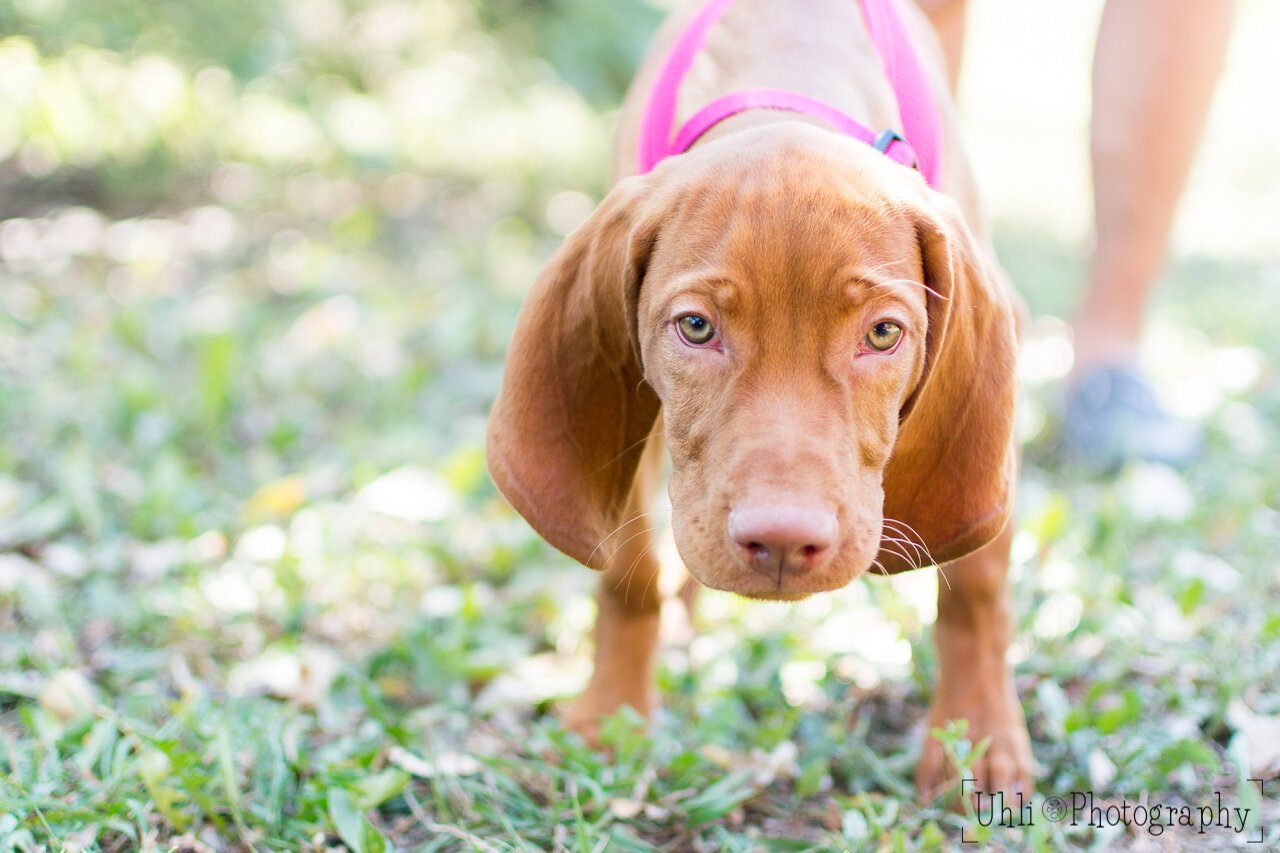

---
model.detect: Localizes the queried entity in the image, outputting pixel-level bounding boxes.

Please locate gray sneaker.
[1062,366,1202,471]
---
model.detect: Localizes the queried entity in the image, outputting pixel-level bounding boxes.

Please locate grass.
[2,0,1279,850]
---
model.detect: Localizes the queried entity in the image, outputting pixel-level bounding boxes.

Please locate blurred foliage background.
[0,0,1278,849]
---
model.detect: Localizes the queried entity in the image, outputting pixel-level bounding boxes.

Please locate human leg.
[1073,0,1234,374]
[1065,0,1233,467]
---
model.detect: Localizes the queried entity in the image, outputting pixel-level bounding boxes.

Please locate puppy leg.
[915,520,1033,800]
[564,437,666,746]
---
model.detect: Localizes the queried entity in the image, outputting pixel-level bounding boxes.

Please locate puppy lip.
[687,564,867,599]
[736,589,818,602]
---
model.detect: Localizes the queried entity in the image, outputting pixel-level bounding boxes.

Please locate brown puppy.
[487,0,1032,799]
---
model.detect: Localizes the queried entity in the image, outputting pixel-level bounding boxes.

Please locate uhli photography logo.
[959,779,1269,844]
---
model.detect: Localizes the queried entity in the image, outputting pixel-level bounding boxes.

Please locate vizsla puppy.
[488,0,1032,799]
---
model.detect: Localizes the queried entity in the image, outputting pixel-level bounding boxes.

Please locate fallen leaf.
[38,669,97,720]
[387,746,481,778]
[608,798,644,819]
[1227,700,1280,777]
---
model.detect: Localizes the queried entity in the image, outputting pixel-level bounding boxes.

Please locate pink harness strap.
[637,0,943,188]
[672,89,918,170]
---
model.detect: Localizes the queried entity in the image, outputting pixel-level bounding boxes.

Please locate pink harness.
[637,0,943,188]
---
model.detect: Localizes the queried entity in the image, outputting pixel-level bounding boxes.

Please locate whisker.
[602,513,670,563]
[588,509,649,568]
[881,528,927,566]
[880,529,926,570]
[620,546,643,606]
[639,545,660,603]
[881,518,936,569]
[934,562,952,591]
[615,536,660,608]
[881,537,921,572]
[588,507,672,568]
[617,559,638,604]
[855,257,947,301]
[867,276,945,301]
[593,429,665,476]
[856,257,907,281]
[602,517,669,605]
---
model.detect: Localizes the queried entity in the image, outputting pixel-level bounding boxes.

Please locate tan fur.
[487,0,1033,800]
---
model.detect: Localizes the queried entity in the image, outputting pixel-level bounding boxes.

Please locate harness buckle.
[873,129,918,170]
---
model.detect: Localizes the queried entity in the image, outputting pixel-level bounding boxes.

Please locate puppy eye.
[677,314,717,346]
[864,321,903,352]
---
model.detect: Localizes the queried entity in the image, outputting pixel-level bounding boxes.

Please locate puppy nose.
[728,503,837,575]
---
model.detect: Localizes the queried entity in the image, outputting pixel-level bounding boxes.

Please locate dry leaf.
[39,669,97,720]
[1227,700,1280,777]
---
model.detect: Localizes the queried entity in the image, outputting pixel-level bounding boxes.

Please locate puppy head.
[488,125,1018,597]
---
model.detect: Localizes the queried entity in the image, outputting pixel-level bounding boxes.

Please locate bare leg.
[1072,0,1234,374]
[916,0,968,93]
[924,0,1232,372]
[915,520,1032,799]
[565,437,667,745]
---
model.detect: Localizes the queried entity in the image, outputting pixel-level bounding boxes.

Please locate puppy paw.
[914,686,1033,804]
[563,684,655,749]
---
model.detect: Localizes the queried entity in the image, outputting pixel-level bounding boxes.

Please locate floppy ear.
[878,197,1019,572]
[487,176,662,569]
